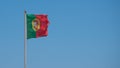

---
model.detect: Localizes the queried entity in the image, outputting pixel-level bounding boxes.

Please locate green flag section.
[27,14,49,39]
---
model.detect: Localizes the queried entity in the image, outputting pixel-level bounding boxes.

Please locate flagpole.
[24,10,27,68]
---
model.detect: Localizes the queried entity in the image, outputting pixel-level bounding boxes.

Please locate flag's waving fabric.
[27,14,49,39]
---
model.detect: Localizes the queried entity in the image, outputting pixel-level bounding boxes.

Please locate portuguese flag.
[27,14,49,39]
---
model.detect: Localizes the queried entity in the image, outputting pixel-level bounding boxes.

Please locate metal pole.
[24,10,27,68]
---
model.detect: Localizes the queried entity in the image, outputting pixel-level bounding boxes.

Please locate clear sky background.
[0,0,120,68]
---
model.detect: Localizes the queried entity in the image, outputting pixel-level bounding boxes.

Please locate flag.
[27,14,49,39]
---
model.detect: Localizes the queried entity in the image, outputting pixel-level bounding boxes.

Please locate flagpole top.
[24,10,27,13]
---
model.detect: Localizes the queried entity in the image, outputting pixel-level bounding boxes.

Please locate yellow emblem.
[32,18,40,31]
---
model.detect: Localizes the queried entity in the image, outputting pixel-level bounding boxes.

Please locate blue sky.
[0,0,120,68]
